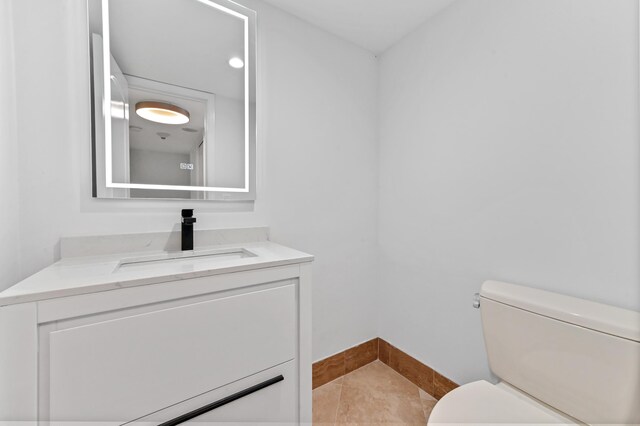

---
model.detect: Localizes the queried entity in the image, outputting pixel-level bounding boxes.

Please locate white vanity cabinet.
[0,241,313,425]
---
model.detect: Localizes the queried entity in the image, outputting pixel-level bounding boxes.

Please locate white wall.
[7,0,636,379]
[213,95,245,188]
[244,0,379,358]
[378,0,640,384]
[0,0,21,290]
[130,149,192,199]
[6,0,379,361]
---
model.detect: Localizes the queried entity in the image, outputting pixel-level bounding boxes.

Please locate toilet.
[428,280,640,425]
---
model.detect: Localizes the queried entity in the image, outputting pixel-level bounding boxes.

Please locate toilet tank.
[480,281,640,425]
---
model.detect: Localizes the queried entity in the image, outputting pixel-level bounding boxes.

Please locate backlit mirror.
[88,0,256,200]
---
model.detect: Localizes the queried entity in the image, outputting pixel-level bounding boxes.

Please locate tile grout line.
[332,377,344,423]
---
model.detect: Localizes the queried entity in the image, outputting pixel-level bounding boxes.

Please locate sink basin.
[115,248,257,272]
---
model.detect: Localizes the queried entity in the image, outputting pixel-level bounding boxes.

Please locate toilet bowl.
[428,281,640,426]
[429,381,577,425]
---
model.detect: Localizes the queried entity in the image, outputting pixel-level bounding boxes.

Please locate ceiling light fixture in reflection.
[135,101,190,125]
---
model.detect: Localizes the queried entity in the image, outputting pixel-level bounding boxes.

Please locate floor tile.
[336,386,425,424]
[419,389,438,421]
[330,376,344,385]
[313,359,439,425]
[336,361,425,424]
[313,380,343,423]
[342,361,419,396]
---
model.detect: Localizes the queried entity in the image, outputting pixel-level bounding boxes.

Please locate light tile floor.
[313,360,438,424]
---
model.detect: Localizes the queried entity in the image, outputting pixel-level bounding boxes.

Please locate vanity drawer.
[47,283,297,423]
[130,360,298,425]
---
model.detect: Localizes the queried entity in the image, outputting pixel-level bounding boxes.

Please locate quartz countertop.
[0,240,313,306]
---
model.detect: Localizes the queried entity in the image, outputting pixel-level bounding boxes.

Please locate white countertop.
[0,241,314,306]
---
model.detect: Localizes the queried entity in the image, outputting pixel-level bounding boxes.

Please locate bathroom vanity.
[0,228,313,424]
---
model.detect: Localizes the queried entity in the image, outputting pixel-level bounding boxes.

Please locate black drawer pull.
[158,375,284,426]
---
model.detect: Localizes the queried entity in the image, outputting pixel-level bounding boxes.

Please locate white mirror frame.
[92,0,257,200]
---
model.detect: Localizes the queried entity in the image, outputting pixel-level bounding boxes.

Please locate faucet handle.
[183,217,196,225]
[181,209,194,218]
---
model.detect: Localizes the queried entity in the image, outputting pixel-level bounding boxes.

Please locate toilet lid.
[428,381,577,425]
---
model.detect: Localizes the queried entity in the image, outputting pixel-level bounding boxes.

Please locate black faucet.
[181,209,196,251]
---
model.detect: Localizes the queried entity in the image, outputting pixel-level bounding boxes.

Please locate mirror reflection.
[89,0,256,200]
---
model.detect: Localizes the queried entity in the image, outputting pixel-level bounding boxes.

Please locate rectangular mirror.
[88,0,256,200]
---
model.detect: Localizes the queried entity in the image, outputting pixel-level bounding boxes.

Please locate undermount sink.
[115,248,257,272]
